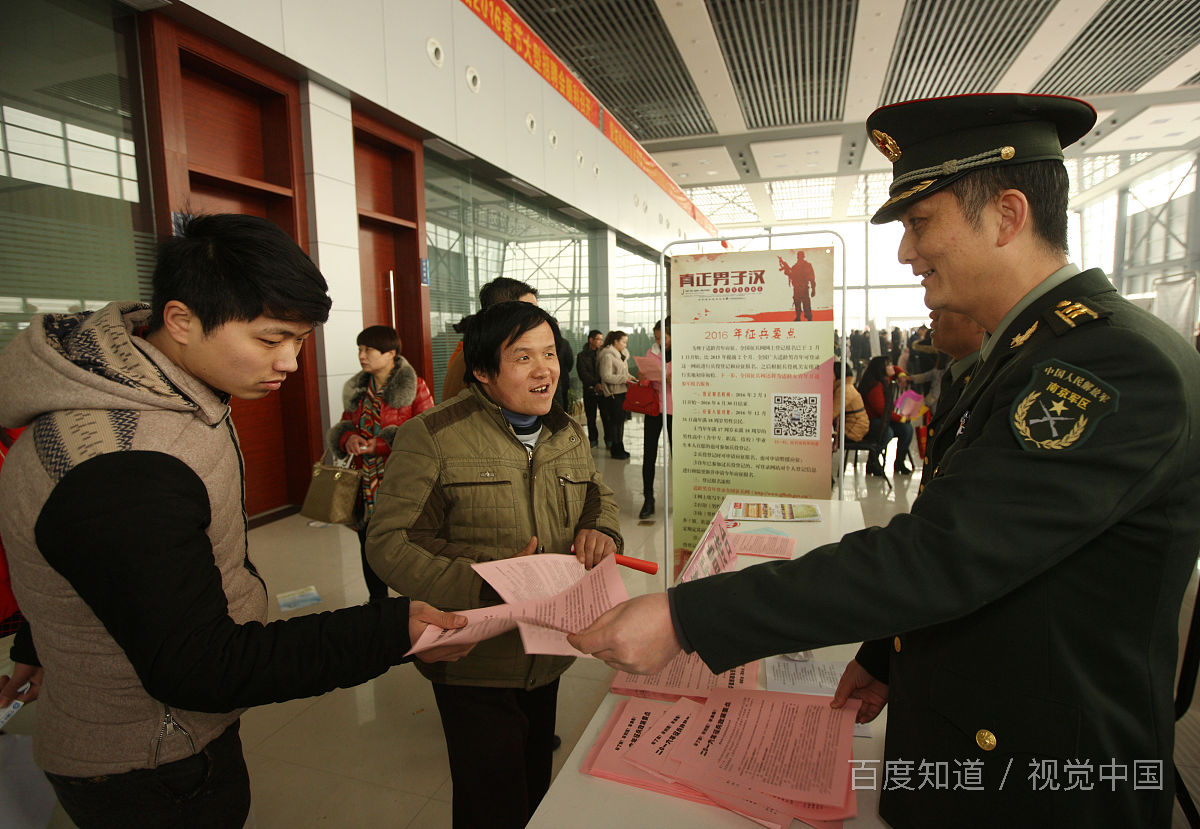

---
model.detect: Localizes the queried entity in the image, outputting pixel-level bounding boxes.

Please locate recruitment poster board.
[670,247,835,569]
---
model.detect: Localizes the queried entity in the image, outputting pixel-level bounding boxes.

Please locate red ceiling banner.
[460,0,600,127]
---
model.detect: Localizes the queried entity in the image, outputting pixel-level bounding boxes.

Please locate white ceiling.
[508,0,1200,227]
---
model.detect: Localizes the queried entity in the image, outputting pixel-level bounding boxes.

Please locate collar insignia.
[1053,300,1100,328]
[1010,321,1038,349]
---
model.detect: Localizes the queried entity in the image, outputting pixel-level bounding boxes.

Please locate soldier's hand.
[568,593,679,673]
[831,659,889,723]
[514,536,538,557]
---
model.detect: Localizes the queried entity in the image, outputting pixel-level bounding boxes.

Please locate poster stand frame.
[655,230,849,590]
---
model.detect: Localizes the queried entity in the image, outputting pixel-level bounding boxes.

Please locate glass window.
[683,184,758,224]
[1080,195,1117,275]
[424,157,594,402]
[0,0,156,353]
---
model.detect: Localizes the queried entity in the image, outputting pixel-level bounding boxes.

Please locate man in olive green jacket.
[368,300,622,829]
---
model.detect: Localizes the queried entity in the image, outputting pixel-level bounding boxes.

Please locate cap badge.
[872,129,902,162]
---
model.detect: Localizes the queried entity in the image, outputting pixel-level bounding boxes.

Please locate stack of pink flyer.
[582,690,859,828]
[610,650,758,702]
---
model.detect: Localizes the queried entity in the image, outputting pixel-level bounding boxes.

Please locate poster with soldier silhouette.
[669,248,835,574]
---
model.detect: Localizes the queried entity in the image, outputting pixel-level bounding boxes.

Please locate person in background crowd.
[0,213,470,828]
[857,355,914,476]
[919,309,986,490]
[832,362,869,445]
[442,277,538,402]
[639,318,672,519]
[906,324,937,394]
[328,325,434,602]
[554,333,573,413]
[0,425,41,712]
[366,300,622,829]
[576,329,604,447]
[597,330,633,460]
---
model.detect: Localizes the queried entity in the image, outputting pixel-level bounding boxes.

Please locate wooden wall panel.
[351,111,432,384]
[142,13,320,518]
[180,67,266,182]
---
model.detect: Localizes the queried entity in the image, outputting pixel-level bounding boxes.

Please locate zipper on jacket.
[558,476,573,528]
[152,705,196,767]
[224,416,265,590]
[528,447,546,553]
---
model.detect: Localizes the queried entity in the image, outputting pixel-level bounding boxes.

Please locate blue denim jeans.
[45,720,250,829]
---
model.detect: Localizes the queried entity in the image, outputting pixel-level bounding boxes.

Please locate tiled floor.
[6,420,1198,827]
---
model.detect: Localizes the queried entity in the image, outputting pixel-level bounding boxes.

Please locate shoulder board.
[1042,298,1110,336]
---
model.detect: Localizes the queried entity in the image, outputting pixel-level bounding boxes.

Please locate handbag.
[622,381,662,417]
[893,388,926,420]
[299,452,363,525]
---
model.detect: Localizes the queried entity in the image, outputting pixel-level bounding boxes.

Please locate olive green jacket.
[367,385,623,687]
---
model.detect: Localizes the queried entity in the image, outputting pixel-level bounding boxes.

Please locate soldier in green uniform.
[569,93,1200,828]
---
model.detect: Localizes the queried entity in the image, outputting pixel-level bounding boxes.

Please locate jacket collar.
[467,383,572,439]
[343,356,419,411]
[948,268,1115,422]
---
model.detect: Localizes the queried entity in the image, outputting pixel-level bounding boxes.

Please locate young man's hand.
[0,663,43,707]
[407,601,473,663]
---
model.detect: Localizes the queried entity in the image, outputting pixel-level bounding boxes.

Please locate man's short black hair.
[947,160,1070,255]
[479,277,538,308]
[148,214,331,333]
[357,325,400,354]
[462,301,561,384]
[588,329,603,339]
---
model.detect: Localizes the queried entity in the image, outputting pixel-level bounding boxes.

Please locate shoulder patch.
[1042,298,1110,336]
[1011,360,1118,452]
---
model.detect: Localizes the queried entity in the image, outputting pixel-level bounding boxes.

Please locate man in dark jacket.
[0,214,470,829]
[575,329,604,446]
[569,94,1200,829]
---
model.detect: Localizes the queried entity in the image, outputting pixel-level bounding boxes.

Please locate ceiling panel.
[1087,101,1200,153]
[749,134,843,178]
[706,0,858,128]
[651,145,740,184]
[882,0,1058,103]
[505,0,715,141]
[1034,0,1200,96]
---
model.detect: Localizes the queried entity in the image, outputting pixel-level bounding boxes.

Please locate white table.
[531,496,887,829]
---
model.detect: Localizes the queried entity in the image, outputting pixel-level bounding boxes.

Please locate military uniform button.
[975,729,997,751]
[893,636,902,653]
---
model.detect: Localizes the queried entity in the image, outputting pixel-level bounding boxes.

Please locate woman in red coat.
[328,326,434,601]
[858,355,915,476]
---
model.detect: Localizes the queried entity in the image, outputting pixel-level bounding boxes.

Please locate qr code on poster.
[772,393,820,439]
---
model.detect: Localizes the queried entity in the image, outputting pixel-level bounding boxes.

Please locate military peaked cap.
[867,93,1096,224]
